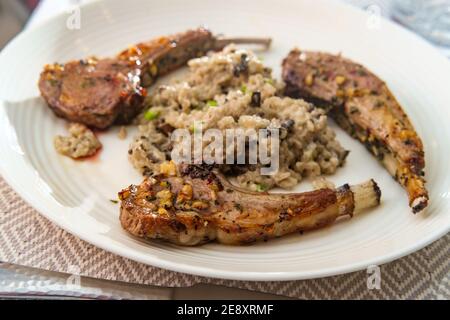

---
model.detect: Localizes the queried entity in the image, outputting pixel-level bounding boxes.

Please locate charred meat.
[282,49,428,213]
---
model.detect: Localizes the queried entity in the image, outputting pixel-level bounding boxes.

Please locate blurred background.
[0,0,38,48]
[1,0,450,55]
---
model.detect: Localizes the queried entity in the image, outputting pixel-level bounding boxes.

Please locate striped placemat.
[0,176,448,299]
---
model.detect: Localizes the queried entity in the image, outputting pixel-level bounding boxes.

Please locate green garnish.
[110,199,119,204]
[190,121,204,133]
[264,78,275,86]
[144,109,160,121]
[206,100,218,107]
[160,181,170,188]
[240,85,247,94]
[255,183,267,192]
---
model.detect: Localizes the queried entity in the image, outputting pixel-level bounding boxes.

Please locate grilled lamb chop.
[39,28,271,129]
[282,49,428,213]
[39,59,145,129]
[119,162,381,246]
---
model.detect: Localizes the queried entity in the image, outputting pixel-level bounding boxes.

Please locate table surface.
[1,0,448,300]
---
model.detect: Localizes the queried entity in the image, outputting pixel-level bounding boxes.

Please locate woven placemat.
[0,176,448,299]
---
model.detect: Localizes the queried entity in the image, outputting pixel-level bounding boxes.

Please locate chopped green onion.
[160,181,170,188]
[207,100,218,107]
[48,79,59,86]
[255,183,267,192]
[109,199,119,204]
[190,121,204,133]
[240,85,247,94]
[144,109,160,121]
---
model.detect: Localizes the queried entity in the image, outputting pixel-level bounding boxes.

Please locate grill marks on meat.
[39,28,216,129]
[119,163,381,245]
[282,49,428,213]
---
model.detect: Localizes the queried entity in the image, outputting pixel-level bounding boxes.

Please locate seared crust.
[39,28,215,129]
[282,49,428,213]
[119,164,380,245]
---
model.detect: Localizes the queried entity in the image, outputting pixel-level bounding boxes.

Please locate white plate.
[1,0,449,281]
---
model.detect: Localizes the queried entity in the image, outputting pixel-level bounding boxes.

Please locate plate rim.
[0,0,449,281]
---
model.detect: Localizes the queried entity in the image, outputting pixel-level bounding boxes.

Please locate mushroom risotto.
[128,45,348,191]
